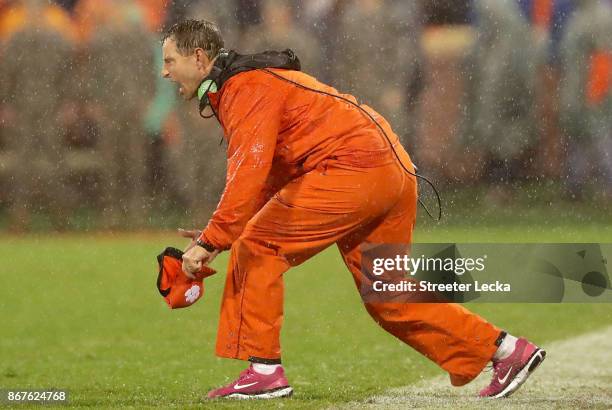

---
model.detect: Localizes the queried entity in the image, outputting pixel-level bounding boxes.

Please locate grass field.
[2,210,612,408]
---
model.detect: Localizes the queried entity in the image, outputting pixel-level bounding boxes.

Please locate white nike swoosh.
[498,366,513,384]
[234,381,258,390]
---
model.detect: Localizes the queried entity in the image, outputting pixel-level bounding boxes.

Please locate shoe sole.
[225,386,293,400]
[492,348,547,398]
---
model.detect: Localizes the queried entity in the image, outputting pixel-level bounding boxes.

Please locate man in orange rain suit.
[162,20,546,400]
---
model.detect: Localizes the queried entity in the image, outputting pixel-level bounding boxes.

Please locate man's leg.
[215,236,291,362]
[208,160,408,398]
[215,160,407,362]
[337,175,545,395]
[336,171,502,386]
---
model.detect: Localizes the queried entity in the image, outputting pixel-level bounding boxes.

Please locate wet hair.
[163,19,224,59]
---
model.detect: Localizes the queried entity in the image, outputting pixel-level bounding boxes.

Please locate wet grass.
[1,224,612,408]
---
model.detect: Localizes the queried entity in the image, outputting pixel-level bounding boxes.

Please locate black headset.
[196,49,442,221]
[197,48,300,119]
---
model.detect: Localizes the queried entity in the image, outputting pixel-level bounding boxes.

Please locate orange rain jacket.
[197,68,413,250]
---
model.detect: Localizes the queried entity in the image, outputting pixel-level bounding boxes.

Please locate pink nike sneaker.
[479,337,546,398]
[207,364,293,399]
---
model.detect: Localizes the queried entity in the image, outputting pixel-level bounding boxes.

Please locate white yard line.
[343,326,612,409]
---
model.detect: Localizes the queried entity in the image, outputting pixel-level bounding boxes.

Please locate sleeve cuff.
[197,232,229,252]
[196,238,216,252]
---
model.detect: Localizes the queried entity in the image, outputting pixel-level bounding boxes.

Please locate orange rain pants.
[200,69,501,386]
[214,156,499,386]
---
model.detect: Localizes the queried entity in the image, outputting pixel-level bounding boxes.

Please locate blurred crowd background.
[0,0,611,231]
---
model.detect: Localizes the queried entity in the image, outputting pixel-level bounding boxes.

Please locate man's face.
[161,38,210,100]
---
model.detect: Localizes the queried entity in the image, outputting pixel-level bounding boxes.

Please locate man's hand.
[182,245,219,279]
[178,228,219,278]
